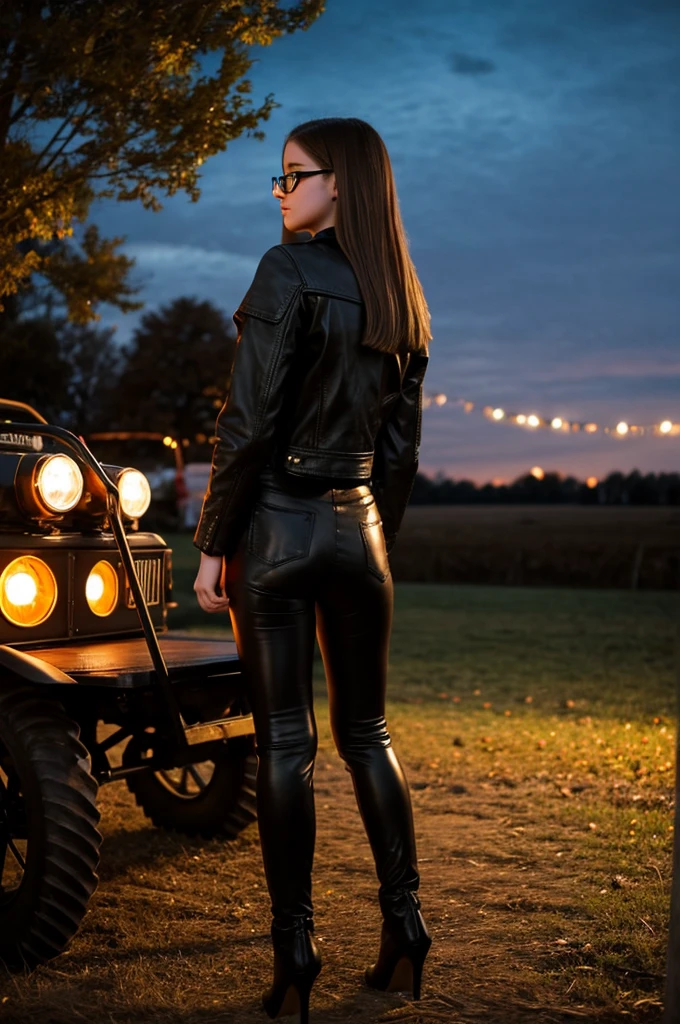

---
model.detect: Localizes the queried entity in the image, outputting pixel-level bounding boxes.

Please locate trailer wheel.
[0,684,101,970]
[125,735,257,839]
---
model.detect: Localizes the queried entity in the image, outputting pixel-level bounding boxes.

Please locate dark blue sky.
[94,0,680,485]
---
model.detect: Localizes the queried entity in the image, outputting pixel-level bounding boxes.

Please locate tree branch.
[7,92,34,126]
[0,41,27,149]
[0,134,152,232]
[32,105,85,171]
[39,106,93,174]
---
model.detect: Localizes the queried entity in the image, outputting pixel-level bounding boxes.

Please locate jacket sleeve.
[193,246,304,556]
[371,351,428,554]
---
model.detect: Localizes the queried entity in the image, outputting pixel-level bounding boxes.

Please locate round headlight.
[86,560,119,617]
[0,557,58,627]
[36,454,83,513]
[117,468,151,519]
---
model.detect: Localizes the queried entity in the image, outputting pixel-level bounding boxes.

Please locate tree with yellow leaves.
[0,1,324,321]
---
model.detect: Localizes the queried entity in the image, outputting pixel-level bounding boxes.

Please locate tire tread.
[0,684,101,970]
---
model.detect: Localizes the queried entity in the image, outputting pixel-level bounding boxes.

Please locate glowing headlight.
[86,560,119,617]
[0,557,58,627]
[6,572,38,606]
[117,469,151,519]
[87,573,104,602]
[36,454,83,512]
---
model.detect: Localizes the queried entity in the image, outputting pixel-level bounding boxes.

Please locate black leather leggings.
[224,466,420,925]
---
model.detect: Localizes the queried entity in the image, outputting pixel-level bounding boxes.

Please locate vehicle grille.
[126,557,162,608]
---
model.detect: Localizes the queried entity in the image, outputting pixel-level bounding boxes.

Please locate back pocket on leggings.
[248,502,315,567]
[359,518,390,582]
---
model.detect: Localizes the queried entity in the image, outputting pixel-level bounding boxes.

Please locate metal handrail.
[0,400,47,425]
[7,422,188,753]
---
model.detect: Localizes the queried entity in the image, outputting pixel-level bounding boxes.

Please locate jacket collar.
[310,225,337,243]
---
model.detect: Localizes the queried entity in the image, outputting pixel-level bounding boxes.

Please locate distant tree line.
[411,469,680,506]
[0,292,236,451]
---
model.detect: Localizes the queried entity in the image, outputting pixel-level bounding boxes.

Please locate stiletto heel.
[365,890,431,1001]
[413,957,424,1000]
[409,941,428,1000]
[263,972,317,1022]
[262,917,321,1021]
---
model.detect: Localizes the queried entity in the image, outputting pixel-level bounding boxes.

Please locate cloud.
[125,242,259,309]
[125,242,258,275]
[100,243,260,345]
[525,353,680,385]
[449,52,496,75]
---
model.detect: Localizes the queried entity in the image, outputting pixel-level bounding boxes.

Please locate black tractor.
[0,400,256,970]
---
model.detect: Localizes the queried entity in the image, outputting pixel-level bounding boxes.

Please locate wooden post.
[664,623,680,1023]
[630,543,645,590]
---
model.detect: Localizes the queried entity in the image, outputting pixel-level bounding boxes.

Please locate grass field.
[166,503,680,592]
[1,541,678,1022]
[390,505,680,588]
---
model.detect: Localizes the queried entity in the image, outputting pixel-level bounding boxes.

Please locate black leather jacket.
[194,226,428,558]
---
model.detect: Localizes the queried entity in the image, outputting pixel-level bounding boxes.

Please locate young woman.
[193,117,431,1023]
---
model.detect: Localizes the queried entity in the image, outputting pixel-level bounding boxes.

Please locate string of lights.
[98,397,675,451]
[422,393,679,439]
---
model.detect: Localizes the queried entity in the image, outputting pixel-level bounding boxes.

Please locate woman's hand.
[193,552,230,613]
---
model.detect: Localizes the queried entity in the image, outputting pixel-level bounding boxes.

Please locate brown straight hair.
[283,118,431,356]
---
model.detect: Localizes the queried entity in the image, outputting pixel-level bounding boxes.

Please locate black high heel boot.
[262,917,322,1023]
[365,890,431,1000]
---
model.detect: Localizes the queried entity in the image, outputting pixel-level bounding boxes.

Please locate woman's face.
[275,138,337,236]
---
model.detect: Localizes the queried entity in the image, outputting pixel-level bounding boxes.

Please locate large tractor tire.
[0,683,102,970]
[125,734,257,840]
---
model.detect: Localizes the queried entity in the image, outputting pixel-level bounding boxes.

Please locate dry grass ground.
[1,581,677,1024]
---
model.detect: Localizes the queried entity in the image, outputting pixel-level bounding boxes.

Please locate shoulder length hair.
[283,117,431,356]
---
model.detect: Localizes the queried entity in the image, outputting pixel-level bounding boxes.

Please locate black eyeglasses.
[271,169,333,195]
